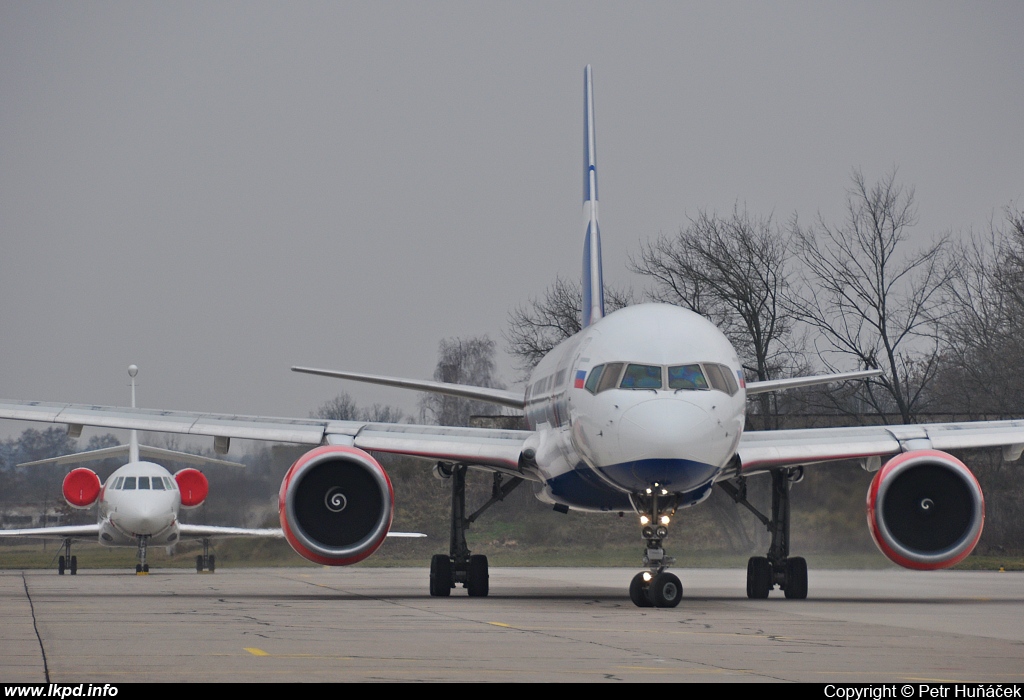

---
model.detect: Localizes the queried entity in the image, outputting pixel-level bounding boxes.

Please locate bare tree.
[790,169,951,424]
[505,276,634,373]
[313,392,405,423]
[630,206,797,428]
[931,206,1024,416]
[420,336,505,427]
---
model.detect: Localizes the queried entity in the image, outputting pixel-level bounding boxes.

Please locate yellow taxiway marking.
[487,622,512,628]
[245,648,270,657]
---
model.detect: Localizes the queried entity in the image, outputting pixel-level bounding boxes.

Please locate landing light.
[639,515,650,526]
[642,572,652,582]
[645,488,652,495]
[660,515,671,526]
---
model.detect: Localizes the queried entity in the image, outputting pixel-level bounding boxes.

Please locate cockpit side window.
[705,363,739,396]
[620,364,663,389]
[595,362,625,393]
[123,477,136,490]
[137,476,150,490]
[584,365,604,394]
[113,477,124,490]
[668,364,709,390]
[165,477,176,490]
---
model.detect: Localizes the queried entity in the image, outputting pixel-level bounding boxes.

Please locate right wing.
[0,524,100,540]
[18,444,245,469]
[0,400,537,479]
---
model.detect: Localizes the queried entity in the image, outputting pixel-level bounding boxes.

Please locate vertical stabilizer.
[582,65,605,328]
[128,365,140,463]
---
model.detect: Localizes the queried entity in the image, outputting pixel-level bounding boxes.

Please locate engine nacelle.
[174,468,209,508]
[867,449,984,570]
[278,445,393,566]
[63,468,101,508]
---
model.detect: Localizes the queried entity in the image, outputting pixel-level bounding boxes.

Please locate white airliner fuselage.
[524,304,745,512]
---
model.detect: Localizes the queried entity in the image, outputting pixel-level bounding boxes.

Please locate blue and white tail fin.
[582,65,605,328]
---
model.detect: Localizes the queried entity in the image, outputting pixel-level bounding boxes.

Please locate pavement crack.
[22,572,50,683]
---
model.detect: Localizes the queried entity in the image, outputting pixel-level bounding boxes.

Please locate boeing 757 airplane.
[1,67,1019,604]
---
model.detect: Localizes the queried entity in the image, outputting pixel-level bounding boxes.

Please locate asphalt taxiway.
[2,567,1022,683]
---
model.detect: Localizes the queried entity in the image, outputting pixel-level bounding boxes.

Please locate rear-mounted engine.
[174,468,209,508]
[63,468,101,508]
[867,449,984,570]
[279,445,394,566]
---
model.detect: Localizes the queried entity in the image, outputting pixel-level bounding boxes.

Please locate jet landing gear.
[720,469,808,599]
[429,463,523,597]
[629,489,682,608]
[195,538,216,573]
[57,539,78,575]
[135,535,150,575]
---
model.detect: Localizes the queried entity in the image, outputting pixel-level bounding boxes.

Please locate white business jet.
[1,365,279,574]
[1,67,1019,604]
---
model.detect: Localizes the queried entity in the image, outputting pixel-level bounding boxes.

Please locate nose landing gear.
[629,489,682,608]
[57,539,78,575]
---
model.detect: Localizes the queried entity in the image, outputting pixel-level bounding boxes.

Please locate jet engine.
[867,449,984,570]
[174,468,209,508]
[63,468,101,508]
[278,445,394,566]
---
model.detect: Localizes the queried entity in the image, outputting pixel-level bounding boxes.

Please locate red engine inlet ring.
[63,468,101,508]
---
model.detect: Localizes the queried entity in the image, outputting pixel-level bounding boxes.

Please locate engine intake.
[279,445,393,566]
[63,468,101,508]
[867,449,984,570]
[174,468,209,508]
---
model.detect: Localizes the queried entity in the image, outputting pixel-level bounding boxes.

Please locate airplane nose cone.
[117,502,171,536]
[618,398,710,460]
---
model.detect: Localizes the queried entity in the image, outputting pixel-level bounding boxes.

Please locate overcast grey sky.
[1,2,1022,445]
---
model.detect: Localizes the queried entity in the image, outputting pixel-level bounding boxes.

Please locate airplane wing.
[177,525,425,539]
[0,524,100,539]
[735,419,1024,475]
[0,400,537,478]
[17,444,245,469]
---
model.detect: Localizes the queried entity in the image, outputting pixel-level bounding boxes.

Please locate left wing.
[734,419,1024,475]
[0,524,100,540]
[0,400,536,478]
[178,525,425,539]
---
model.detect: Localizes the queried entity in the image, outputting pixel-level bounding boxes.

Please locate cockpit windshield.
[668,364,709,390]
[620,364,663,389]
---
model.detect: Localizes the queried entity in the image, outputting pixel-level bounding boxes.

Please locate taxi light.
[660,515,671,526]
[642,571,652,582]
[639,515,650,526]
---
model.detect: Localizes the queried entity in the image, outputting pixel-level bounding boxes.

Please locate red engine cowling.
[63,468,101,508]
[867,449,984,570]
[278,445,393,566]
[174,468,209,508]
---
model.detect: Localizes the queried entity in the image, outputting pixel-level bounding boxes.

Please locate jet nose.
[618,398,710,461]
[118,501,172,535]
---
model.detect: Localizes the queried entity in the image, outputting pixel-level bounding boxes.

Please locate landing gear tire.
[429,554,452,597]
[58,556,66,575]
[629,573,652,608]
[784,557,807,599]
[207,555,215,573]
[136,564,143,574]
[196,555,203,573]
[70,556,78,575]
[467,554,489,597]
[142,564,149,573]
[746,556,771,599]
[649,572,682,608]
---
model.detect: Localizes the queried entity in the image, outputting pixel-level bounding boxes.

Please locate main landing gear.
[195,538,216,573]
[628,487,683,608]
[135,535,150,575]
[429,463,523,598]
[720,468,808,599]
[57,539,78,575]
